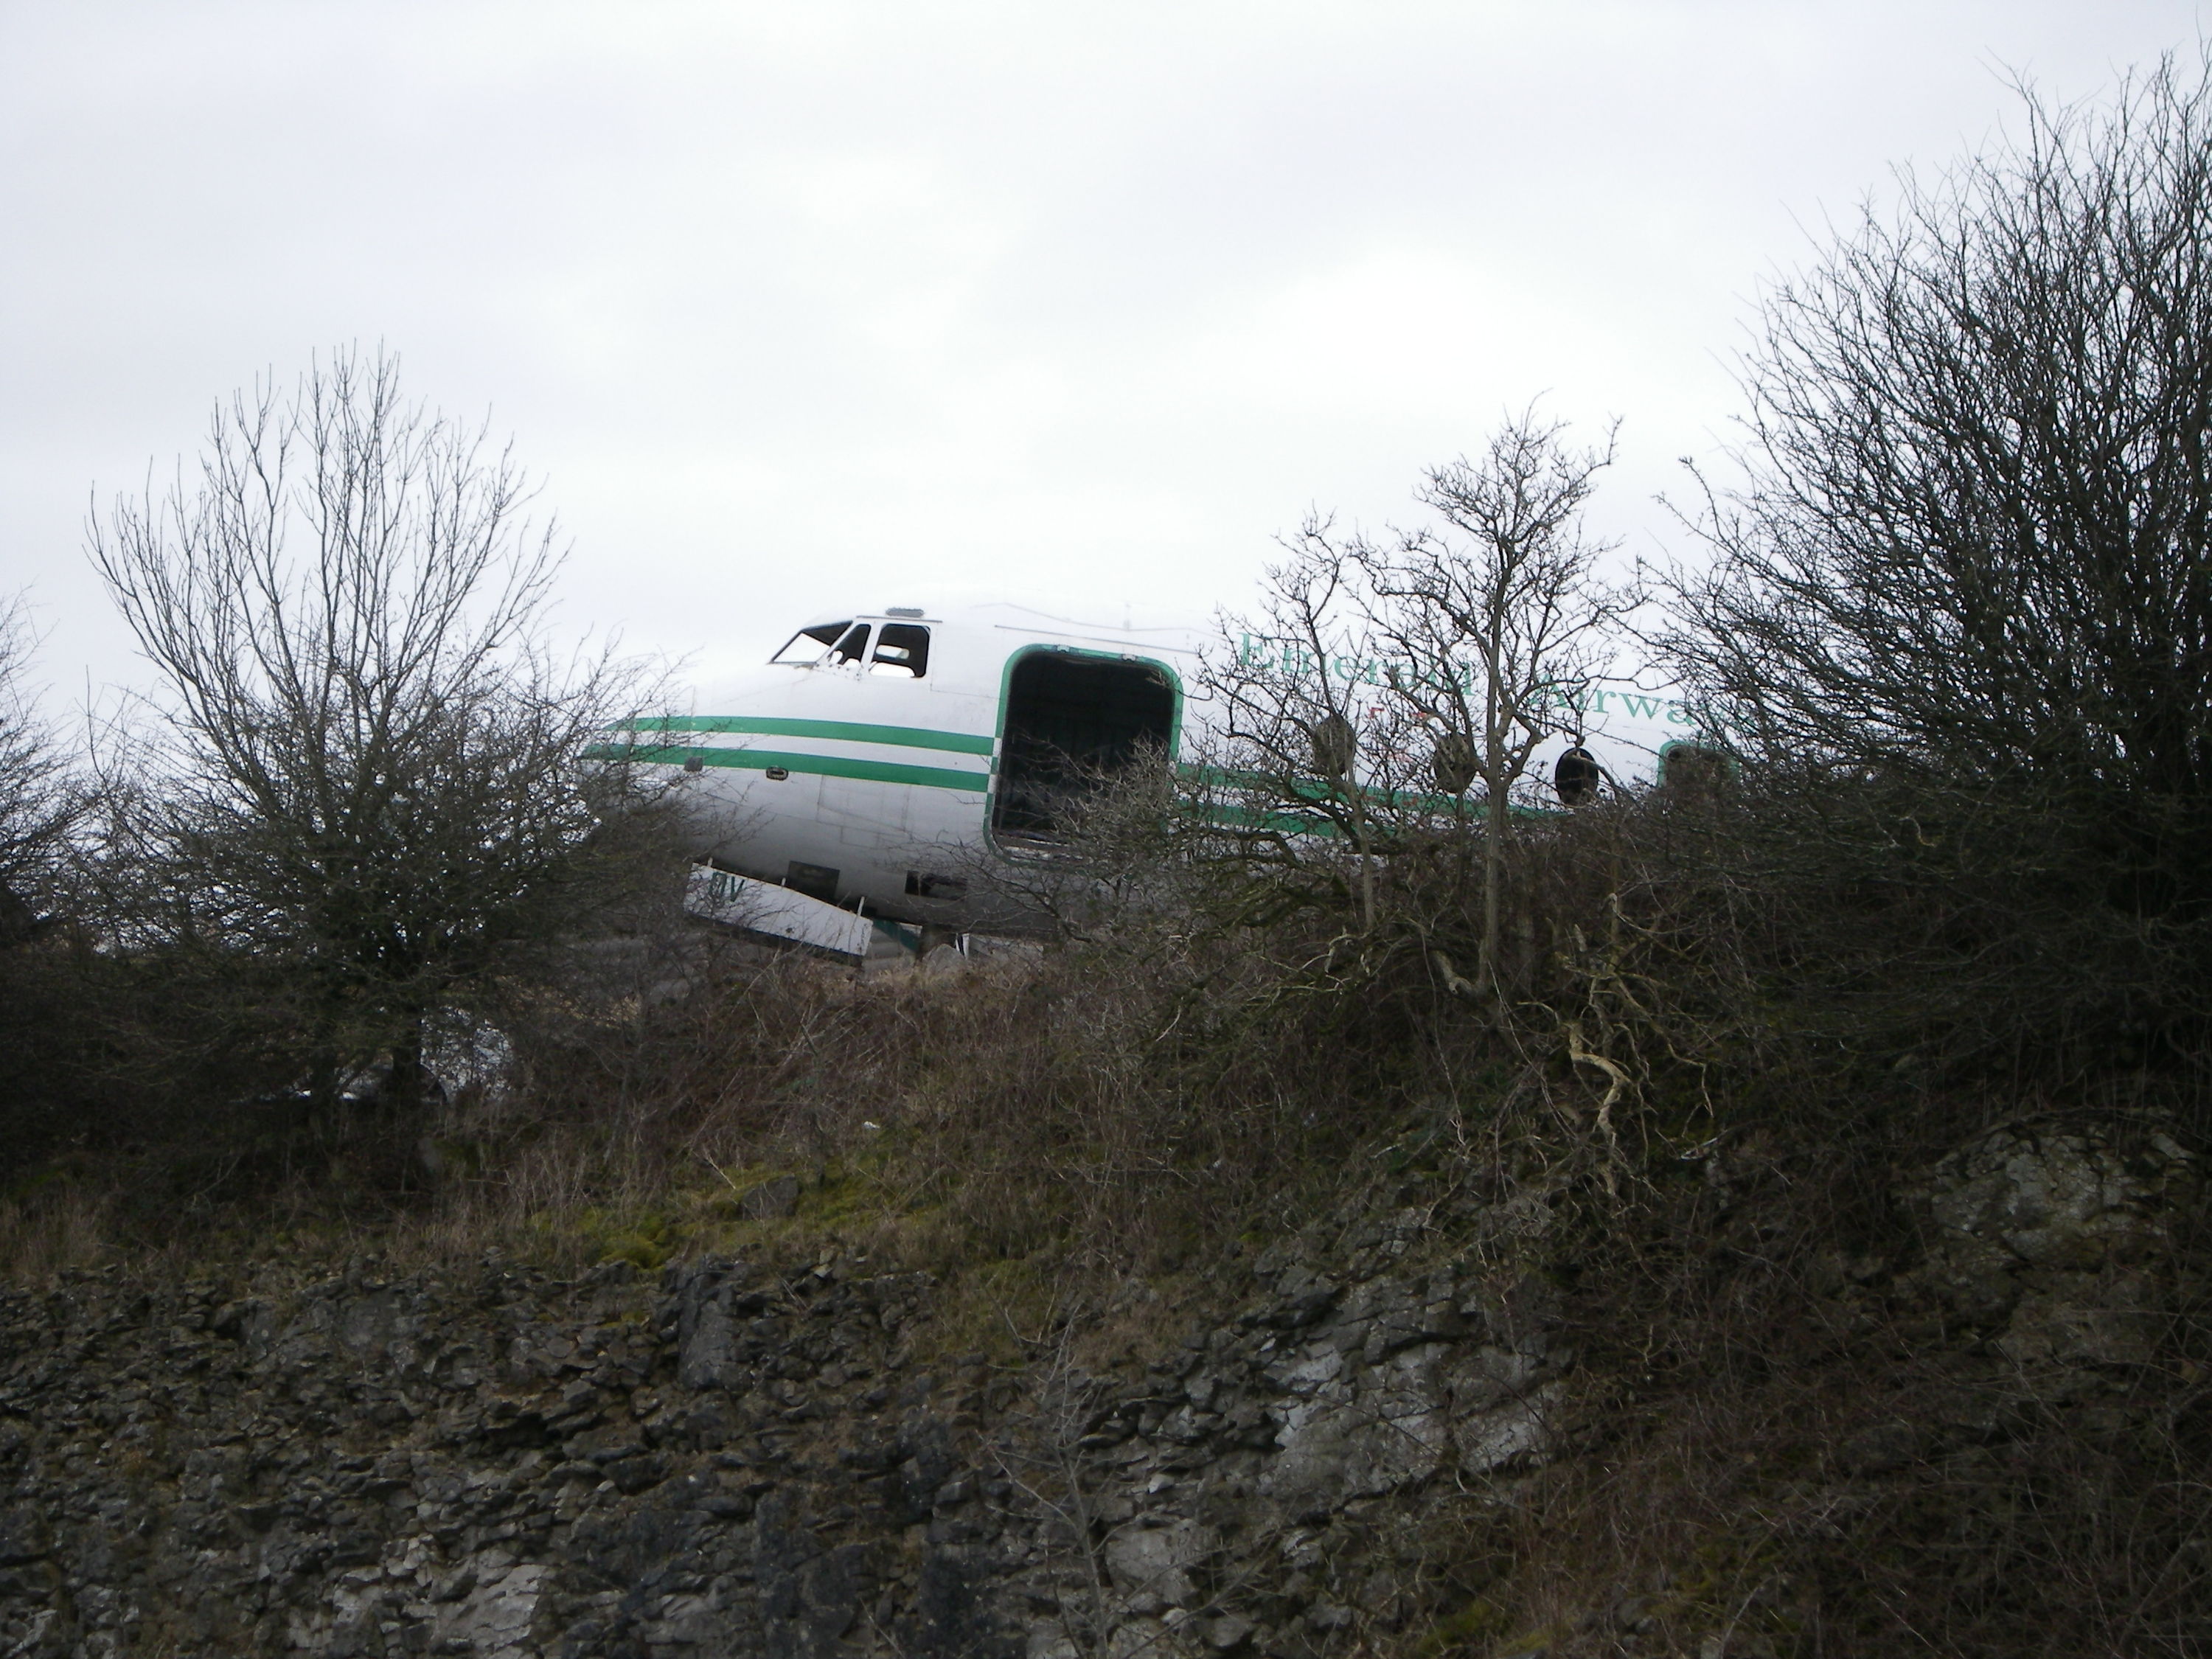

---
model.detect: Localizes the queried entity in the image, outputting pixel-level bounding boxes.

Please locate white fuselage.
[642,605,1201,926]
[638,602,1709,930]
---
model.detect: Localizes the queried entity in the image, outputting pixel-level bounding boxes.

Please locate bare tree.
[89,348,664,1107]
[1364,414,1630,995]
[1200,413,1632,997]
[1662,56,2212,1057]
[0,597,78,942]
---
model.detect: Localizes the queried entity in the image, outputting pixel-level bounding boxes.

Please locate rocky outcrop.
[0,1253,956,1658]
[0,1116,2195,1658]
[1898,1116,2198,1385]
[0,1203,1577,1659]
[985,1222,1574,1659]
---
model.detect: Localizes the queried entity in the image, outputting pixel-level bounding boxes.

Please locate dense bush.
[1665,58,2212,1077]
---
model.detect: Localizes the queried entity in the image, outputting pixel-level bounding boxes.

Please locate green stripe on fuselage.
[623,715,995,756]
[591,742,990,793]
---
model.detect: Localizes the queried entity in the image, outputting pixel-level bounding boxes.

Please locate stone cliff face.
[0,1210,1576,1658]
[0,1116,2194,1658]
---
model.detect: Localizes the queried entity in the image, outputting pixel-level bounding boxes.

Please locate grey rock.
[1260,1267,1340,1329]
[1453,1380,1564,1475]
[1913,1121,2195,1273]
[1204,1611,1256,1649]
[743,1175,804,1220]
[433,1559,549,1658]
[0,1504,50,1565]
[1261,1343,1457,1514]
[671,1257,768,1392]
[1905,1124,2192,1393]
[1102,1518,1215,1608]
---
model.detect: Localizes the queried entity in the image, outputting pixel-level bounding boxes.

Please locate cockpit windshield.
[771,621,870,667]
[771,619,932,678]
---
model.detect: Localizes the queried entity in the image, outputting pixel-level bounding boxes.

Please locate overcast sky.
[2,1,2202,704]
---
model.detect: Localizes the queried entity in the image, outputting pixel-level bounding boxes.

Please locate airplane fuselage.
[634,605,1197,928]
[630,602,1711,935]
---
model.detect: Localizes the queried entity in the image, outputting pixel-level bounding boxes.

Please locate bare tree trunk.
[1349,782,1376,932]
[1481,809,1504,995]
[1479,645,1509,1001]
[386,1014,433,1114]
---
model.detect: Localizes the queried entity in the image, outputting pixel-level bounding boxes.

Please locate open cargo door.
[990,651,1176,848]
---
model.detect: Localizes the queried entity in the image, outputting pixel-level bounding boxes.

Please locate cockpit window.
[770,619,928,675]
[869,624,931,678]
[771,621,871,667]
[771,621,849,664]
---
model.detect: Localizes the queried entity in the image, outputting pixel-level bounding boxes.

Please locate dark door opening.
[992,651,1176,846]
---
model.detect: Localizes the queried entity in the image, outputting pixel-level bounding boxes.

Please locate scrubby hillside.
[2,900,2206,1658]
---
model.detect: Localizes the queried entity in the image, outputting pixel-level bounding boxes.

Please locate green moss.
[904,1250,1066,1366]
[568,1204,686,1272]
[1414,1599,1509,1655]
[798,1162,886,1228]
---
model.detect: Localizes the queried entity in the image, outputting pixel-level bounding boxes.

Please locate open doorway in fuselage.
[990,650,1178,848]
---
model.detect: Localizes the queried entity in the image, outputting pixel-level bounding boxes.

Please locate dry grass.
[0,1178,112,1279]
